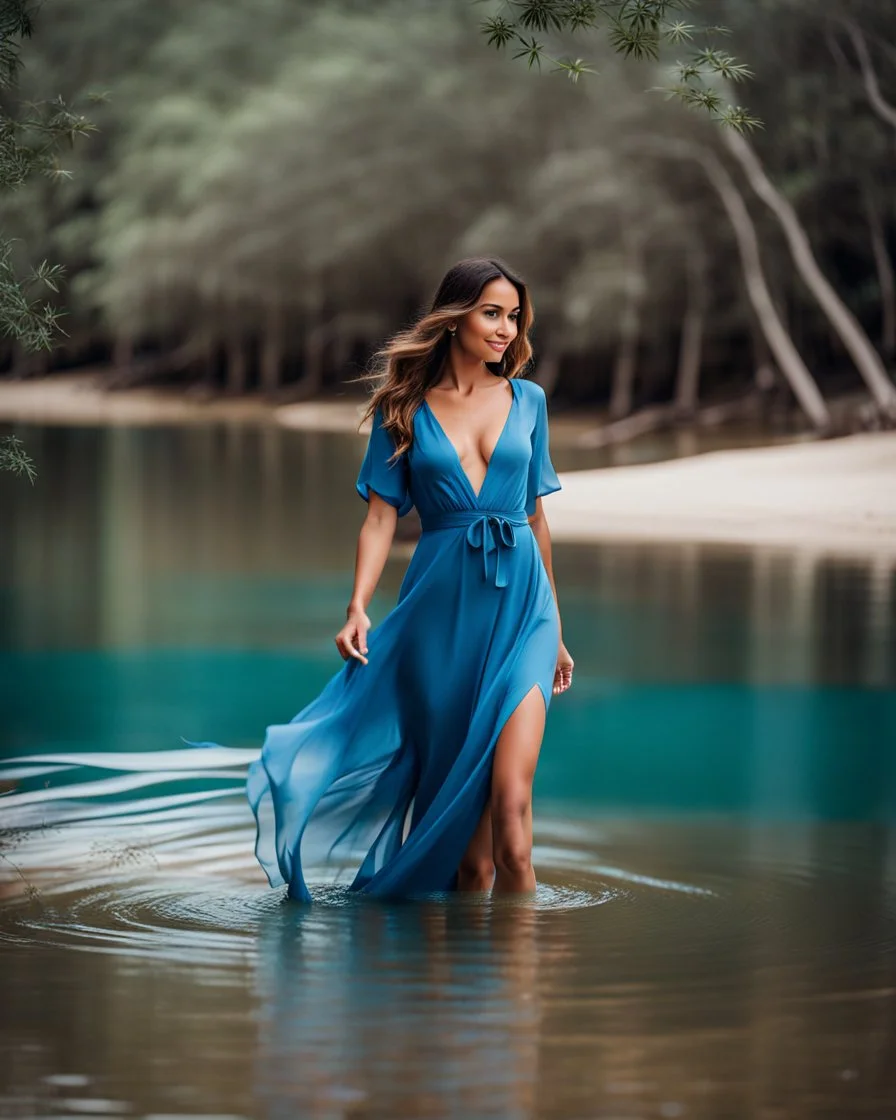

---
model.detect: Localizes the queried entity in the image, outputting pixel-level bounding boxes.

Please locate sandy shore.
[0,371,278,426]
[0,370,603,437]
[2,372,894,555]
[546,431,896,556]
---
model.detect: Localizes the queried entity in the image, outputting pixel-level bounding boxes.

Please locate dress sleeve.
[355,404,413,517]
[525,384,562,517]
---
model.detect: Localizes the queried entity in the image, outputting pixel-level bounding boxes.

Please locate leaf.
[718,106,764,133]
[0,435,37,482]
[481,16,515,50]
[511,35,545,69]
[517,1,565,35]
[608,17,660,61]
[664,21,695,45]
[551,57,598,82]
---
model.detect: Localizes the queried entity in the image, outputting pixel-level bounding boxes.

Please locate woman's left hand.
[553,641,574,695]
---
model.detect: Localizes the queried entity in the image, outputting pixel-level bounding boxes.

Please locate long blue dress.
[200,373,562,902]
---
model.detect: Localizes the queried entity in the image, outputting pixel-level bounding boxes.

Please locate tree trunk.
[260,304,284,395]
[609,231,645,420]
[674,241,706,416]
[303,315,326,397]
[636,136,829,429]
[749,310,777,393]
[201,330,217,389]
[694,147,831,430]
[112,335,134,370]
[843,20,896,133]
[725,129,896,417]
[226,333,248,396]
[331,326,352,379]
[861,180,896,360]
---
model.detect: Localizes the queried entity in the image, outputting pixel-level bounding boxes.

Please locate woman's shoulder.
[513,377,548,413]
[515,375,546,396]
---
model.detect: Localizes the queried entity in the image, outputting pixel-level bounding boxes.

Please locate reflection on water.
[2,757,896,1118]
[1,420,895,1118]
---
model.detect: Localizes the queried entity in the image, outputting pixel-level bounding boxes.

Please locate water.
[1,421,895,1118]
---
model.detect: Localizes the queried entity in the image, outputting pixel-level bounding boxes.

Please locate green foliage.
[0,433,36,480]
[0,0,94,361]
[0,0,892,419]
[0,241,65,350]
[478,0,760,127]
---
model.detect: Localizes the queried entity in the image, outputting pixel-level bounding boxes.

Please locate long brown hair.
[353,257,535,461]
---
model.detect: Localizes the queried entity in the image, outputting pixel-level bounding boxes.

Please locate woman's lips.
[487,342,507,352]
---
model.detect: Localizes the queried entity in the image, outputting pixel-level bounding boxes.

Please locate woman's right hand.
[335,608,370,665]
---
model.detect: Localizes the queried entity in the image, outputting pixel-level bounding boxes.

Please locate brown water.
[1,420,895,1118]
[3,778,895,1119]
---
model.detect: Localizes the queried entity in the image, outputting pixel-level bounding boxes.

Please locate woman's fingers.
[552,659,573,694]
[347,624,369,665]
[335,624,369,664]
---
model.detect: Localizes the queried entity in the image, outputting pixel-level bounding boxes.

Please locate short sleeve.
[355,404,413,517]
[525,385,562,517]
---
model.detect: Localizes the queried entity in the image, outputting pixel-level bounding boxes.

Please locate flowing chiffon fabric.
[187,374,562,901]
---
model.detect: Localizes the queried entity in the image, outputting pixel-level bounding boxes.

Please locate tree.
[0,0,96,478]
[481,0,896,424]
[723,128,896,418]
[0,0,94,352]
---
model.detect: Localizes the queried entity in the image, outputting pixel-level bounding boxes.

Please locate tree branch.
[843,19,896,133]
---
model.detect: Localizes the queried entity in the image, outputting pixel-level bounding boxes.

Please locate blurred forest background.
[2,0,896,433]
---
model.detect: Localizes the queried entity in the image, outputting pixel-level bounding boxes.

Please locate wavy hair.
[353,257,534,460]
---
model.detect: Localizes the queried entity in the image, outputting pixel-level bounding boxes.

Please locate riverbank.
[546,431,896,556]
[0,371,277,426]
[0,370,605,439]
[2,371,894,556]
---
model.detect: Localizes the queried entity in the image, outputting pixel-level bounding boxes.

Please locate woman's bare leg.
[457,801,495,891]
[490,685,546,894]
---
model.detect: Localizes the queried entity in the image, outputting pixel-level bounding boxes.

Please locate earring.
[448,325,456,336]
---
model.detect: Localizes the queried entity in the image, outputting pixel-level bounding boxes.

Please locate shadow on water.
[1,422,895,1117]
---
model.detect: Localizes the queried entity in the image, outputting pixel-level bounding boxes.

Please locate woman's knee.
[492,789,532,874]
[458,852,495,886]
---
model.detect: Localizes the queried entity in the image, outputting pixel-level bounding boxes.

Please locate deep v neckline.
[423,377,516,503]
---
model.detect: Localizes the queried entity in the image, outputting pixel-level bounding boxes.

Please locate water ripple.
[2,749,893,971]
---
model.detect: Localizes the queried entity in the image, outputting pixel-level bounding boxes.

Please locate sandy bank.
[0,371,277,426]
[0,370,602,439]
[547,432,896,556]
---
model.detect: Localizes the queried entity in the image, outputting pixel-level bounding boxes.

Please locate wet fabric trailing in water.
[184,373,562,901]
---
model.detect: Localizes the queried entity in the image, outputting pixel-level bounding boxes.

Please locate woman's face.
[455,277,520,364]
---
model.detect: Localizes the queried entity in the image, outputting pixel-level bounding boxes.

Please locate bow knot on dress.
[466,514,518,589]
[422,509,529,588]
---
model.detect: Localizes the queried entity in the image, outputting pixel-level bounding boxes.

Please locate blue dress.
[196,374,562,901]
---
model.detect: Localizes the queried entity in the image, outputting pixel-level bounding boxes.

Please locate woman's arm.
[528,498,562,641]
[529,498,574,694]
[337,492,398,665]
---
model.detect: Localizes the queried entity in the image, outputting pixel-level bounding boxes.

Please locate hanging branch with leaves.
[0,0,96,354]
[477,0,761,130]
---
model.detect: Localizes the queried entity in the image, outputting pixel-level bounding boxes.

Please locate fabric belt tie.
[421,509,529,589]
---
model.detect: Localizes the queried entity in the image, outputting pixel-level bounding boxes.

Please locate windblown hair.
[354,257,535,460]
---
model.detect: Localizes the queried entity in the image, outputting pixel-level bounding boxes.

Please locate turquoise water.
[1,420,895,1118]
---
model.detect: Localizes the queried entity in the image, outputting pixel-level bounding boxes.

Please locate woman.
[223,257,572,901]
